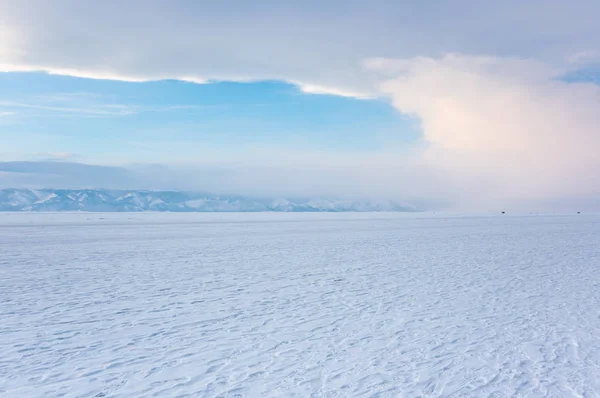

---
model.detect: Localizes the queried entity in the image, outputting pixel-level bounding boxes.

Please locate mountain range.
[0,189,419,212]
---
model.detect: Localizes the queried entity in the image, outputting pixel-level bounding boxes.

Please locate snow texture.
[1,212,600,397]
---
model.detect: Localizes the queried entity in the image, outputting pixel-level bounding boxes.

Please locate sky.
[1,0,600,210]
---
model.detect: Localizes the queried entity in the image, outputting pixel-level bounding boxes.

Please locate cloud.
[0,63,152,82]
[0,100,137,116]
[0,157,449,212]
[293,82,375,99]
[0,161,139,189]
[0,95,217,118]
[2,1,600,97]
[367,55,600,207]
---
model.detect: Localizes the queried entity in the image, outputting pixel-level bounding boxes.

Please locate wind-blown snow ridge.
[0,189,419,212]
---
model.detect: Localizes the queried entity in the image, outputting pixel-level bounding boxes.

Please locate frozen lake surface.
[1,212,600,397]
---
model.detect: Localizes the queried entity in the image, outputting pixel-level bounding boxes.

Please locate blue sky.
[1,1,600,209]
[0,73,420,163]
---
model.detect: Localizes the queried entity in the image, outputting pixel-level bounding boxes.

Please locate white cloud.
[0,100,137,116]
[292,81,374,99]
[0,63,153,82]
[368,55,600,207]
[0,96,215,118]
[2,1,599,97]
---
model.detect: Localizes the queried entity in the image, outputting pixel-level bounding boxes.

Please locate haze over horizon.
[1,1,600,211]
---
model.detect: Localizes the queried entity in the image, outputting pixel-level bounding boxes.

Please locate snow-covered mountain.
[0,189,419,212]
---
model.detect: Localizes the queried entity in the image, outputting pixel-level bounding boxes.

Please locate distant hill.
[0,189,420,212]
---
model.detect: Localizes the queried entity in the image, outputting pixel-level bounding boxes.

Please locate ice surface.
[1,212,600,397]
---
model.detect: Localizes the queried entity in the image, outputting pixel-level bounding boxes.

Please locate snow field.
[1,213,600,397]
